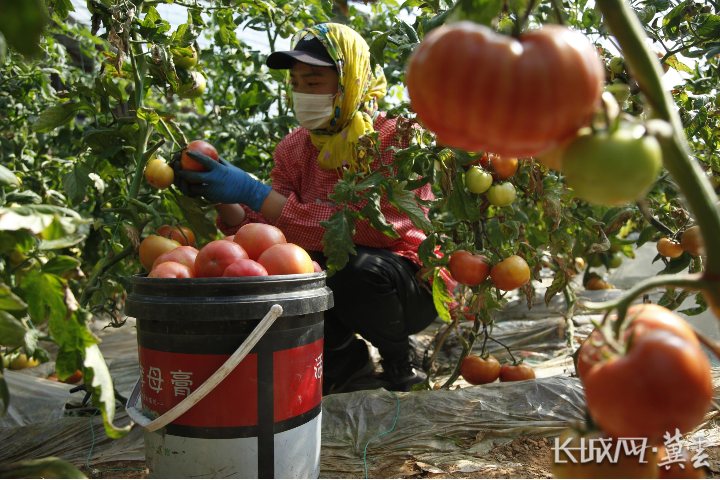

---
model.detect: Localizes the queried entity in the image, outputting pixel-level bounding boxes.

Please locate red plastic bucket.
[125,273,333,478]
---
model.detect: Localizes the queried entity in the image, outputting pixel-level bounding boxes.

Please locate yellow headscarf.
[290,23,387,172]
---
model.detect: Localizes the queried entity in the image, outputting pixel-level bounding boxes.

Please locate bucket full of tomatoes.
[124,225,333,479]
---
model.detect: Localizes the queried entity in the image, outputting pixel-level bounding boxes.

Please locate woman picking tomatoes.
[173,24,443,394]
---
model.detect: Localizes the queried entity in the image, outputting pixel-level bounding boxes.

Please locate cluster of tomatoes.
[139,223,320,279]
[656,226,706,258]
[460,354,535,385]
[555,303,712,477]
[447,250,531,292]
[464,153,519,207]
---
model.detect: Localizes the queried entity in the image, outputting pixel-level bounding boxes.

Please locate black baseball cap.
[266,35,335,69]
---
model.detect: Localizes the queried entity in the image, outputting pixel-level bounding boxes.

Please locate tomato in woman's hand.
[139,235,182,272]
[181,140,219,173]
[195,240,249,277]
[490,255,530,291]
[465,166,493,194]
[257,243,314,275]
[223,259,268,277]
[552,428,660,479]
[681,226,705,257]
[157,225,195,247]
[584,329,712,443]
[233,223,287,260]
[152,245,199,273]
[149,261,195,278]
[499,363,535,382]
[657,237,683,258]
[145,159,174,189]
[460,355,500,385]
[486,182,516,207]
[448,250,491,286]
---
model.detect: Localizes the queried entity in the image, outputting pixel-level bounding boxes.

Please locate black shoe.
[379,355,427,392]
[322,339,376,395]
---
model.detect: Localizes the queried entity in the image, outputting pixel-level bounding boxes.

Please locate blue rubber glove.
[175,150,272,212]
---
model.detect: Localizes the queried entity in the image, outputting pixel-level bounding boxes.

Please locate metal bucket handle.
[126,304,283,432]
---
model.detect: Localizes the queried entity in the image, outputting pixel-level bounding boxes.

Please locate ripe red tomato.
[233,223,287,261]
[490,255,530,291]
[181,140,218,173]
[195,240,249,277]
[681,226,705,257]
[499,363,535,382]
[145,159,174,189]
[448,250,491,287]
[460,355,500,385]
[584,330,712,443]
[657,238,683,258]
[576,303,700,382]
[489,156,518,180]
[62,369,83,384]
[552,428,660,479]
[223,259,268,277]
[157,225,196,247]
[149,261,195,278]
[152,245,199,273]
[312,261,322,273]
[257,243,314,275]
[406,23,604,157]
[139,235,182,272]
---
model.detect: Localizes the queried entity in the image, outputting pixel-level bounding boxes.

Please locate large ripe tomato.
[499,363,535,382]
[152,245,199,273]
[681,226,705,257]
[561,128,662,206]
[552,428,659,479]
[181,140,218,173]
[460,355,500,385]
[448,250,491,286]
[489,156,518,180]
[139,235,182,272]
[657,445,706,479]
[233,223,287,261]
[257,243,314,275]
[657,238,683,258]
[223,259,268,277]
[490,255,530,291]
[486,182,516,207]
[406,22,604,157]
[195,240,249,277]
[157,225,196,247]
[145,159,174,189]
[149,261,195,278]
[465,166,493,194]
[576,303,700,381]
[584,330,712,443]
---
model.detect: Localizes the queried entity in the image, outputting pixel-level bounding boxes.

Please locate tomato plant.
[460,355,500,385]
[448,250,490,287]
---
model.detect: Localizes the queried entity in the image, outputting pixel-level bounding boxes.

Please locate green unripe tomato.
[465,166,493,194]
[606,79,631,103]
[486,182,516,207]
[714,91,720,109]
[173,46,198,69]
[609,56,625,74]
[562,127,662,206]
[178,71,206,99]
[609,252,623,269]
[609,242,624,252]
[591,254,603,268]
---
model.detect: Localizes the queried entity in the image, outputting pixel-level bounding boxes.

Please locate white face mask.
[292,92,335,130]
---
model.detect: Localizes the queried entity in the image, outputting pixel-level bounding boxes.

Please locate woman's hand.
[172,150,272,211]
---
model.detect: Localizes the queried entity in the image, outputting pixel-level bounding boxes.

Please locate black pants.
[307,246,438,361]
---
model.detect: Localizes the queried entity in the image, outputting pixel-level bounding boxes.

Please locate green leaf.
[32,102,94,133]
[53,0,75,20]
[0,457,86,479]
[637,225,655,247]
[664,55,692,73]
[386,180,433,233]
[0,165,19,188]
[683,107,708,139]
[21,271,67,339]
[545,270,568,307]
[5,190,42,205]
[680,293,709,316]
[42,256,81,276]
[320,210,358,276]
[62,163,94,206]
[448,0,504,26]
[448,175,483,222]
[0,0,47,57]
[173,195,218,240]
[0,230,34,255]
[662,1,687,39]
[369,31,391,71]
[39,234,87,250]
[695,13,720,39]
[0,284,28,311]
[658,252,692,274]
[432,268,454,322]
[360,190,400,239]
[0,310,29,348]
[137,107,160,125]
